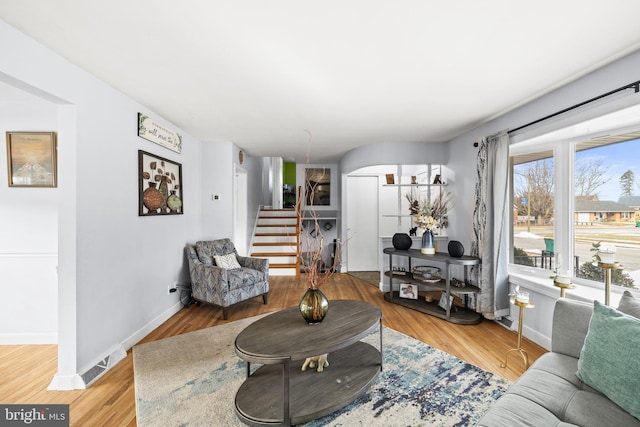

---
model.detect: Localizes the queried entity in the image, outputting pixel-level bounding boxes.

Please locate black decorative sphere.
[448,240,465,258]
[392,233,412,250]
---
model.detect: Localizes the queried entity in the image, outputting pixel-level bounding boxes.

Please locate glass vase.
[299,288,329,324]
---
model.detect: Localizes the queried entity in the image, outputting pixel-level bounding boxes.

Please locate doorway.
[346,175,379,271]
[233,165,248,255]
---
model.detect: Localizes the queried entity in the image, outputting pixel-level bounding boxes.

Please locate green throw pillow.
[618,290,640,319]
[576,301,640,420]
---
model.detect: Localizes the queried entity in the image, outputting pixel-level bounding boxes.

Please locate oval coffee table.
[234,299,382,426]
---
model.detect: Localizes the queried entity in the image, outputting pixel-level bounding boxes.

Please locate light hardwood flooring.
[0,274,546,426]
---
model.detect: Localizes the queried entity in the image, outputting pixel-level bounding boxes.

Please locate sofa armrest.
[237,255,269,275]
[551,298,594,358]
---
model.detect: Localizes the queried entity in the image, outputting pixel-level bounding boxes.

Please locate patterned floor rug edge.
[133,313,510,426]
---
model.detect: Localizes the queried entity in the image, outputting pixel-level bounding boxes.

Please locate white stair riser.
[251,245,297,253]
[258,217,298,225]
[262,256,297,264]
[254,235,297,243]
[260,210,296,217]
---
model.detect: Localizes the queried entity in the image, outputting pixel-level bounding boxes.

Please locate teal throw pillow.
[618,290,640,319]
[576,301,640,420]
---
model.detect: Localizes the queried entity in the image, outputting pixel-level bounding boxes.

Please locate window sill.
[508,272,626,307]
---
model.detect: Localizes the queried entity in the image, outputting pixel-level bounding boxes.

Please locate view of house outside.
[512,137,640,289]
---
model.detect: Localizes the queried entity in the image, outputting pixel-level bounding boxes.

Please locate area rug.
[133,314,509,426]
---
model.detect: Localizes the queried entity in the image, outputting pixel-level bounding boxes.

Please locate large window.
[509,104,640,293]
[573,137,640,288]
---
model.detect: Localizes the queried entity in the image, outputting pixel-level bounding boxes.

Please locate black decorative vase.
[299,288,329,324]
[392,233,412,250]
[448,240,465,258]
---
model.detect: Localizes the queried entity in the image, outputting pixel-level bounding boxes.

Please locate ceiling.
[2,1,640,162]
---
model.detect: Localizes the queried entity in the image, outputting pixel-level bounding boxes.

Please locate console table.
[234,300,382,426]
[383,248,481,324]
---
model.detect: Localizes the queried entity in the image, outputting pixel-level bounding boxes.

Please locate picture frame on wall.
[6,131,57,187]
[305,167,331,206]
[138,150,183,216]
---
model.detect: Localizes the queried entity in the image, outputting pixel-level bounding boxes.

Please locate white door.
[233,166,248,255]
[346,175,379,271]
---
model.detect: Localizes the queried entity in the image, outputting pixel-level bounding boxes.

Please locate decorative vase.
[421,229,435,254]
[299,287,329,324]
[158,177,169,212]
[448,240,465,258]
[392,233,412,250]
[167,190,182,212]
[143,182,164,213]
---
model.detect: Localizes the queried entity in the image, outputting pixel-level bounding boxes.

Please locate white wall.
[0,100,59,343]
[0,20,206,387]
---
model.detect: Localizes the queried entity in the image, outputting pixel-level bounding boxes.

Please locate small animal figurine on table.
[409,227,417,237]
[301,353,329,372]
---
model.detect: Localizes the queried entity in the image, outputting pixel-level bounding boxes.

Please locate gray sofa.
[476,297,640,427]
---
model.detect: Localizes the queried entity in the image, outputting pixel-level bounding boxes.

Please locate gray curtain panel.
[471,131,510,319]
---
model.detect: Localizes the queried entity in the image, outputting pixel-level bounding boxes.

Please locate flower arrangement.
[406,191,453,231]
[415,212,437,230]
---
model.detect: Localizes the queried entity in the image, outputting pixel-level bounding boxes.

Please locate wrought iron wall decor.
[138,150,183,216]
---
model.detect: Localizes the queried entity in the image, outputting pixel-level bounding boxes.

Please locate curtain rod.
[473,79,640,147]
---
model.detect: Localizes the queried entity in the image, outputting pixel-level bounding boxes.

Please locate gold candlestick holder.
[502,300,534,369]
[597,262,622,306]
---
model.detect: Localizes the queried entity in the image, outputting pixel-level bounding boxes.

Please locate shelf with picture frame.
[382,248,481,325]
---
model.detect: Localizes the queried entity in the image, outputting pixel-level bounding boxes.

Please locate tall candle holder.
[597,261,621,306]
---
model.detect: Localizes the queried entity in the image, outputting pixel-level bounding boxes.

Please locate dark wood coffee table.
[234,299,382,426]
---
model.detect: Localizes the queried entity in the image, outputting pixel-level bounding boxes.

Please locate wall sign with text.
[138,113,182,153]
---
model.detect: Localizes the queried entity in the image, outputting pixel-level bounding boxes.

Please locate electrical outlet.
[168,282,178,295]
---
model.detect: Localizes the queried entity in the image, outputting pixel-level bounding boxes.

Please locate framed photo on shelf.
[138,150,183,216]
[438,291,454,310]
[399,283,418,300]
[6,131,57,187]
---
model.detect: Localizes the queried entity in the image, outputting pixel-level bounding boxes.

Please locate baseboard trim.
[121,300,183,351]
[48,301,183,390]
[48,373,86,391]
[0,332,57,345]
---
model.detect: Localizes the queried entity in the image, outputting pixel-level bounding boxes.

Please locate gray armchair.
[185,239,269,319]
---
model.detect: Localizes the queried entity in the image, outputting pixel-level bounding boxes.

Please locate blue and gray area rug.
[133,314,509,426]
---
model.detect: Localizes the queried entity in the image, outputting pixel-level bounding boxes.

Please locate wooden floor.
[0,274,546,426]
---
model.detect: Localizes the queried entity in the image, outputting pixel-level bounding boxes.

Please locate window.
[573,137,640,288]
[509,103,640,293]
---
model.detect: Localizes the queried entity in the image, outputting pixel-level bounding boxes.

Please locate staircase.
[251,208,300,276]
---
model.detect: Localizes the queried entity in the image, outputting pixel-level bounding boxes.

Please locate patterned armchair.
[185,239,269,320]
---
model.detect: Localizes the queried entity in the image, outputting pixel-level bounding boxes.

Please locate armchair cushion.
[214,253,242,270]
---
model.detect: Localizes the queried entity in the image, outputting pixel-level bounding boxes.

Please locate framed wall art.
[138,150,183,216]
[305,167,331,206]
[6,131,57,187]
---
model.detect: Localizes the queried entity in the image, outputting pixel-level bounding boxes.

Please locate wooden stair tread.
[251,252,297,257]
[255,232,297,236]
[257,224,297,227]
